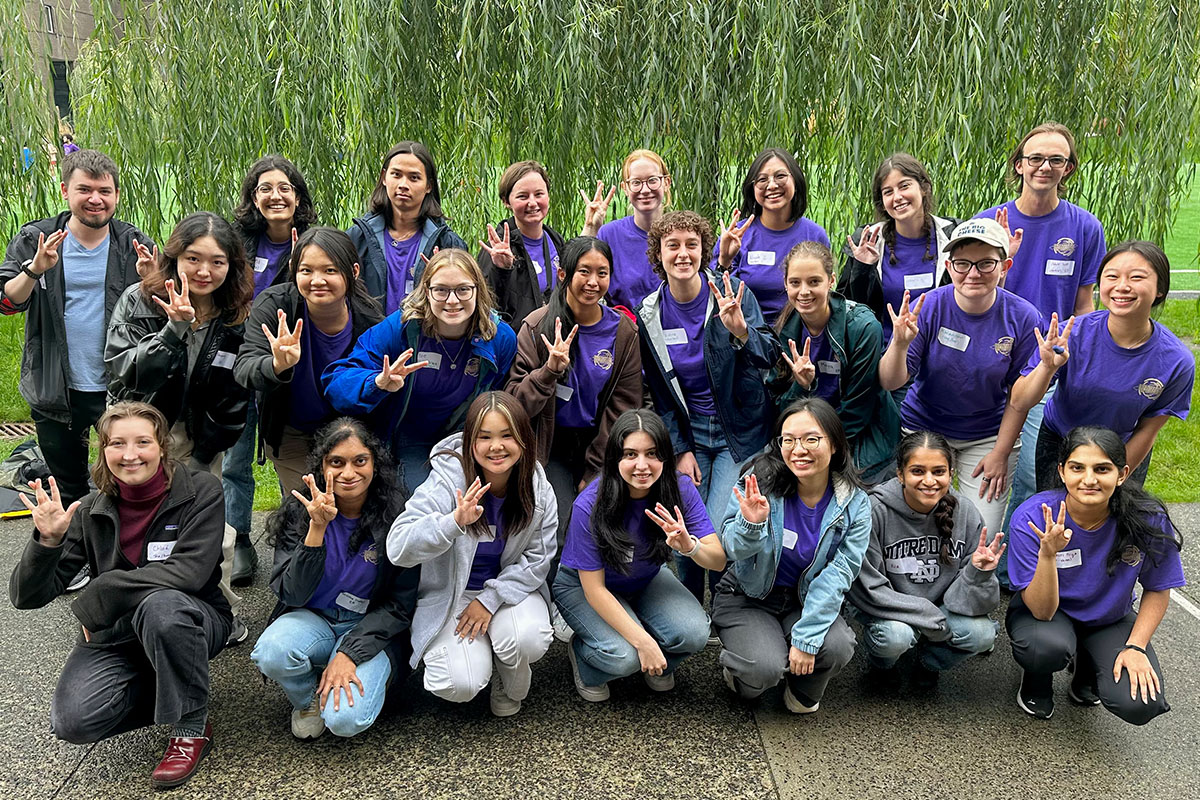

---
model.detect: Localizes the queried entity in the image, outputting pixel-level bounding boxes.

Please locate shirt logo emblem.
[1051,237,1076,257]
[362,544,378,564]
[1120,546,1144,568]
[1137,378,1164,400]
[592,349,614,370]
[992,336,1014,356]
[465,356,481,377]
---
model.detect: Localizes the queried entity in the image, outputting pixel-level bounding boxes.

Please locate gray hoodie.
[387,433,557,667]
[847,478,999,641]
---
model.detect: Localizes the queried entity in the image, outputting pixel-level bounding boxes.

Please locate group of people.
[1,121,1190,790]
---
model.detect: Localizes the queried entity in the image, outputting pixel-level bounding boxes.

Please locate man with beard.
[1,150,155,590]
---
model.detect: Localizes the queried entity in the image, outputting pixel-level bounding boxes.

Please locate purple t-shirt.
[901,285,1040,440]
[598,215,659,311]
[1028,311,1194,440]
[798,328,840,405]
[556,307,621,429]
[307,515,380,613]
[880,230,939,345]
[254,235,291,297]
[522,233,559,294]
[774,485,833,589]
[1007,490,1185,626]
[290,306,355,433]
[465,493,506,591]
[717,217,831,325]
[975,200,1105,326]
[659,282,715,417]
[560,472,715,595]
[384,235,421,315]
[400,334,476,439]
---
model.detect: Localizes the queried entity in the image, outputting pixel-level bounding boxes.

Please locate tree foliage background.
[2,0,1198,250]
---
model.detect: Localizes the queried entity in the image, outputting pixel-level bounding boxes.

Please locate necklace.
[437,336,467,370]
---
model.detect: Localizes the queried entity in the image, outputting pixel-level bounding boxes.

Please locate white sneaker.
[291,694,326,739]
[489,674,522,717]
[566,637,609,702]
[644,671,675,692]
[551,607,574,643]
[783,684,820,714]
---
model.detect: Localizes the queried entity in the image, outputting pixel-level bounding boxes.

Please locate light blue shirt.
[61,230,110,391]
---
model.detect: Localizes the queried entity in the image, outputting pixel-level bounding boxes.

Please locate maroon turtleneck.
[116,464,170,565]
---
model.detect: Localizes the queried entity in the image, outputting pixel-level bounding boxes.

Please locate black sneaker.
[910,661,940,691]
[65,564,91,593]
[1016,671,1054,719]
[1067,661,1102,706]
[225,616,248,647]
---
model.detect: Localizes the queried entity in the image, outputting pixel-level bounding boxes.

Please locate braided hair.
[870,153,937,267]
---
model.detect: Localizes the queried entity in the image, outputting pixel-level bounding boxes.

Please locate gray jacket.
[386,433,557,667]
[847,478,999,641]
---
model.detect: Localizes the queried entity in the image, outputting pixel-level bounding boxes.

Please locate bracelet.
[681,535,703,558]
[1123,643,1148,655]
[20,263,40,281]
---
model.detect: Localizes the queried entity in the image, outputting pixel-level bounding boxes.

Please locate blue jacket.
[322,312,517,444]
[637,273,780,463]
[347,212,468,302]
[718,469,871,654]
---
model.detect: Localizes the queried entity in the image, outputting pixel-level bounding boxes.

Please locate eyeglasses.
[625,175,665,191]
[1021,154,1069,169]
[777,434,824,451]
[256,183,295,196]
[949,258,1002,274]
[753,171,791,188]
[429,284,476,301]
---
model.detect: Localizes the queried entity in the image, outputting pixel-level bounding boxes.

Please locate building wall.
[23,1,98,119]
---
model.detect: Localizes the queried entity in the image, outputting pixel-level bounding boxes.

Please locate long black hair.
[896,430,957,566]
[590,409,682,573]
[1057,426,1182,575]
[265,418,402,555]
[535,236,613,367]
[289,226,382,319]
[744,397,861,499]
[368,141,445,226]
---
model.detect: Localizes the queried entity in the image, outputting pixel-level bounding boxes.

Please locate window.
[51,60,72,118]
[43,4,55,35]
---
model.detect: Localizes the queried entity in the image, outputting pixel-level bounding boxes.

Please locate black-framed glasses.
[949,258,1002,274]
[777,434,824,451]
[255,183,295,196]
[1021,154,1069,169]
[625,175,665,191]
[429,284,477,302]
[753,171,791,188]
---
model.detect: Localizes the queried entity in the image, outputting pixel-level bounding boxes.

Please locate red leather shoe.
[150,722,213,790]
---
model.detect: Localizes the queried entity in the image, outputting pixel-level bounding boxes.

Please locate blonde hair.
[621,149,673,208]
[91,402,174,496]
[402,248,498,339]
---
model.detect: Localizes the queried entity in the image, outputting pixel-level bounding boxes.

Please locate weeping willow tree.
[2,0,1198,250]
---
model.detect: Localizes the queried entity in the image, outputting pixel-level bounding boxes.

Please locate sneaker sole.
[567,642,609,702]
[489,699,522,717]
[783,686,820,714]
[1067,685,1102,706]
[1016,687,1054,719]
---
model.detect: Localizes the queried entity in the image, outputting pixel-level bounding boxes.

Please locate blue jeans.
[396,440,439,496]
[678,414,737,602]
[221,403,257,536]
[552,566,709,688]
[855,606,997,671]
[998,386,1053,589]
[251,607,392,738]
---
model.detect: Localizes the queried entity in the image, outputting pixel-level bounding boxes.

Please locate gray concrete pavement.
[2,507,1198,799]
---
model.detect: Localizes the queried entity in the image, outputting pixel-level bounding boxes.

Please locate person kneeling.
[9,402,231,790]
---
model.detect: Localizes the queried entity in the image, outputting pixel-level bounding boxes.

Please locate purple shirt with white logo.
[774,485,833,589]
[561,472,715,594]
[1027,311,1194,440]
[880,230,939,345]
[522,233,559,294]
[902,285,1040,440]
[1007,490,1185,626]
[556,306,621,428]
[400,334,476,438]
[598,215,658,310]
[717,217,831,325]
[975,200,1105,326]
[659,282,715,417]
[466,493,506,591]
[290,306,354,433]
[307,515,380,612]
[384,235,421,315]
[254,235,291,297]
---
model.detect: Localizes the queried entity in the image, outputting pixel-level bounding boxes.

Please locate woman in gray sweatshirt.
[847,431,1006,687]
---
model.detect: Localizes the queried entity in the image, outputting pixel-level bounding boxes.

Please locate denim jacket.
[718,469,871,654]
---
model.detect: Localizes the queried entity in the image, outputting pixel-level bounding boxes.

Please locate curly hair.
[233,154,317,236]
[646,210,715,280]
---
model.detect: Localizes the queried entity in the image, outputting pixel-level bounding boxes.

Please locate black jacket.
[0,212,153,421]
[478,217,566,326]
[347,212,468,304]
[9,464,231,643]
[233,283,383,458]
[105,285,252,464]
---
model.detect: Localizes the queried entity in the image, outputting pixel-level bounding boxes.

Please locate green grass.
[1163,169,1200,291]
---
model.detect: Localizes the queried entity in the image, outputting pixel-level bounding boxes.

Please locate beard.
[73,208,115,229]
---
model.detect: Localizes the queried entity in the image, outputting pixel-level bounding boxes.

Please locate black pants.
[31,390,107,505]
[1034,422,1152,493]
[50,590,231,744]
[1005,593,1170,725]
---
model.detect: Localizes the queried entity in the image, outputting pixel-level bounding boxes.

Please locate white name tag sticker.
[818,360,840,375]
[533,260,544,274]
[480,524,498,543]
[746,250,776,266]
[1045,259,1075,277]
[405,278,415,295]
[1055,549,1083,569]
[937,327,971,352]
[885,556,920,575]
[335,591,369,614]
[147,541,177,562]
[904,272,935,291]
[782,528,798,550]
[555,383,574,402]
[211,351,236,369]
[662,328,688,346]
[417,351,442,370]
[253,256,269,273]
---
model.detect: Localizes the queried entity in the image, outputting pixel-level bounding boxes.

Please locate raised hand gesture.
[970,527,1007,571]
[733,473,769,525]
[845,226,881,264]
[886,290,925,348]
[264,309,304,374]
[453,477,492,530]
[580,181,616,236]
[31,229,67,275]
[132,239,159,278]
[540,317,579,374]
[1034,312,1075,370]
[152,274,195,323]
[781,337,816,389]
[374,348,429,392]
[418,245,442,268]
[292,470,338,528]
[708,272,749,340]
[995,207,1024,259]
[20,477,81,544]
[717,209,754,268]
[479,222,514,270]
[1029,501,1072,557]
[645,503,695,554]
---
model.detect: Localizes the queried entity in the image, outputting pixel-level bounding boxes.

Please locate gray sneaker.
[225,616,248,647]
[567,637,609,702]
[65,564,90,593]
